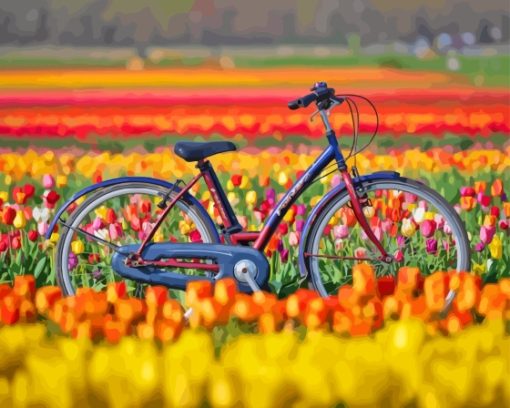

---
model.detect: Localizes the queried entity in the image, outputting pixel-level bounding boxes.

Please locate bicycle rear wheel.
[303,177,470,297]
[54,182,219,296]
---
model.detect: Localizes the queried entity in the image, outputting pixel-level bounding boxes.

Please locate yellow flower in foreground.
[488,235,502,260]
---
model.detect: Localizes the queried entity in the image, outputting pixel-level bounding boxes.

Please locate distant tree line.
[0,0,508,56]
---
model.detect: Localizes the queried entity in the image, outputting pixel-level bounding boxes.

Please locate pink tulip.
[434,214,445,229]
[460,186,475,197]
[333,225,349,239]
[92,217,103,231]
[443,223,452,235]
[420,220,436,238]
[295,204,306,216]
[109,223,123,241]
[442,240,450,251]
[404,192,418,203]
[474,242,485,252]
[480,225,496,245]
[37,221,49,236]
[394,249,404,262]
[396,235,406,248]
[42,174,55,189]
[289,231,300,246]
[381,219,393,233]
[295,219,305,233]
[330,174,342,187]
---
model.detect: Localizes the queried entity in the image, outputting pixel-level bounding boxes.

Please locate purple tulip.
[426,238,438,254]
[265,188,276,205]
[295,219,305,233]
[396,235,406,248]
[92,269,103,280]
[68,252,78,270]
[279,248,289,263]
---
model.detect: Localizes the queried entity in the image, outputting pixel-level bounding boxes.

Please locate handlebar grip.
[287,92,317,110]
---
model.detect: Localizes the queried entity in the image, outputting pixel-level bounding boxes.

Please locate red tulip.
[43,190,61,209]
[231,174,242,187]
[2,207,16,225]
[499,219,508,230]
[27,230,38,242]
[12,187,27,205]
[23,183,35,199]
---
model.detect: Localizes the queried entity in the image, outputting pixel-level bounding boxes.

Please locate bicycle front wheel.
[303,177,470,296]
[55,182,219,296]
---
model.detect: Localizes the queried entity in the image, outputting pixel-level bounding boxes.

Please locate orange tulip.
[186,280,213,307]
[352,263,377,299]
[35,286,62,315]
[214,278,238,306]
[490,178,504,196]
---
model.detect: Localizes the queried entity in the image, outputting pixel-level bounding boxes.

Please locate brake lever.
[309,98,342,122]
[310,109,321,122]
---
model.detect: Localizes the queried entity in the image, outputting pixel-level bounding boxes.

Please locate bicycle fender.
[297,171,401,280]
[45,177,220,241]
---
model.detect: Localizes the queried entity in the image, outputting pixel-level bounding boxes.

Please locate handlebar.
[287,82,344,110]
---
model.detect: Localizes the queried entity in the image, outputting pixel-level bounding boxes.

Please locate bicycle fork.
[340,168,393,264]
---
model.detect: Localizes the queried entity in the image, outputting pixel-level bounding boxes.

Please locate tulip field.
[0,60,509,406]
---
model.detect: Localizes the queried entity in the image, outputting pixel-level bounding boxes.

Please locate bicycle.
[47,82,470,309]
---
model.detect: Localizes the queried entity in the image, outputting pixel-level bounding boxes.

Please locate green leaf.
[33,257,47,279]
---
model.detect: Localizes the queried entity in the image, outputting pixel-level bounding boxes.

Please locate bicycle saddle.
[174,141,237,162]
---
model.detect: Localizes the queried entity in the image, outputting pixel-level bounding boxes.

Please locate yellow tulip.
[13,210,26,229]
[56,175,68,188]
[363,205,375,219]
[0,191,8,202]
[488,235,502,260]
[401,218,416,238]
[277,171,288,186]
[50,232,59,243]
[245,190,257,207]
[71,240,85,255]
